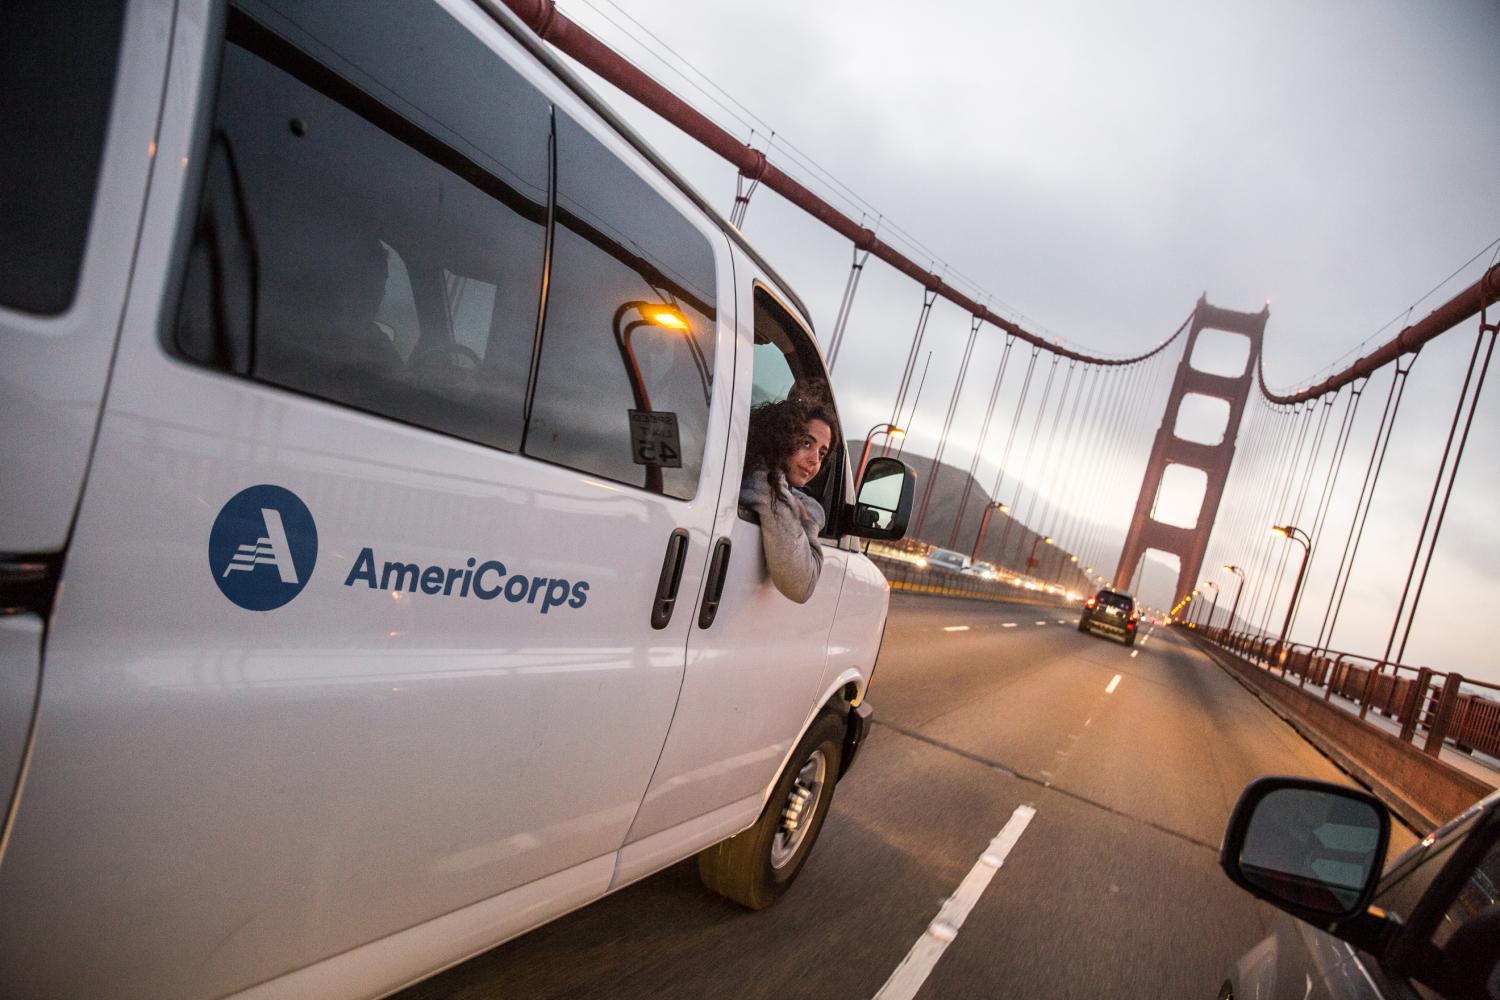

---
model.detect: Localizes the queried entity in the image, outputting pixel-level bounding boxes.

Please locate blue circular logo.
[209,484,318,611]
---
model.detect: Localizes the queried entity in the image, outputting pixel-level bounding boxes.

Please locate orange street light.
[857,423,904,483]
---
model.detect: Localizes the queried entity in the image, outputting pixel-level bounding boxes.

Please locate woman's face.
[786,418,832,489]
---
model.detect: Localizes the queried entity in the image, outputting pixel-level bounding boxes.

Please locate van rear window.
[0,0,125,314]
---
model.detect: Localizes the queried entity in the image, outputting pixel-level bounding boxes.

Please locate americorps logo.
[209,484,318,611]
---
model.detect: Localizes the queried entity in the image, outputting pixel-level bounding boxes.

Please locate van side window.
[173,0,549,452]
[0,0,126,314]
[748,287,843,525]
[524,113,717,501]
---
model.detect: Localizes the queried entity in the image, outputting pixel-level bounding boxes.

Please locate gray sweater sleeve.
[740,470,825,604]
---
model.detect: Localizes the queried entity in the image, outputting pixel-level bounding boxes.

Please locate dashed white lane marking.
[1105,674,1122,694]
[1055,619,1068,624]
[1034,620,1047,626]
[1130,650,1140,659]
[942,625,971,632]
[1001,623,1018,628]
[873,805,1037,1000]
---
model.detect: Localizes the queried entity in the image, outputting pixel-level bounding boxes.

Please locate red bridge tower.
[1114,297,1269,606]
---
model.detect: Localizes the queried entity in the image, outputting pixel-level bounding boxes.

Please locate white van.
[0,2,916,997]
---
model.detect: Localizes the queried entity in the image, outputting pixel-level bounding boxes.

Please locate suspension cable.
[997,355,1060,566]
[1318,357,1418,654]
[1387,309,1498,662]
[913,315,983,537]
[1286,382,1365,638]
[948,335,1017,550]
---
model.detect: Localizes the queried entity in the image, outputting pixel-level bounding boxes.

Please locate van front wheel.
[697,710,845,910]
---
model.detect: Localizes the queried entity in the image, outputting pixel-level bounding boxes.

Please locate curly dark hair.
[745,381,840,481]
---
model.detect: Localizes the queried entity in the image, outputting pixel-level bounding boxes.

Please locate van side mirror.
[1221,776,1395,950]
[847,457,914,540]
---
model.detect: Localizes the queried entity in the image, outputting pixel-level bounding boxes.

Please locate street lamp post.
[1202,580,1219,630]
[612,300,705,494]
[970,500,1009,564]
[1224,564,1246,640]
[857,422,905,484]
[1271,525,1313,662]
[1026,535,1053,577]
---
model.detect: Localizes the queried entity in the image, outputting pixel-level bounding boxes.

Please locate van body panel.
[610,792,761,891]
[225,854,616,1000]
[0,0,173,552]
[0,2,737,997]
[0,615,43,843]
[824,549,890,703]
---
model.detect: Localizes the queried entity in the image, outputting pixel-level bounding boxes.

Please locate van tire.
[697,709,844,910]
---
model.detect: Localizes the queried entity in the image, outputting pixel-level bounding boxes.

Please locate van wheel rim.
[770,749,827,870]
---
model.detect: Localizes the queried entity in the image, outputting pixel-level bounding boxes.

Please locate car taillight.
[1130,610,1139,621]
[1085,598,1096,609]
[1127,621,1136,630]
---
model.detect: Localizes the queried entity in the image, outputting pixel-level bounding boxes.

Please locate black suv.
[1078,588,1138,646]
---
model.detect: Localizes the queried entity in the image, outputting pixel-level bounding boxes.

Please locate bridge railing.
[1200,627,1500,767]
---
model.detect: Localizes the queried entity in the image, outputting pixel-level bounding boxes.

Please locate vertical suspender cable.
[1079,359,1147,574]
[1245,406,1301,633]
[1047,364,1101,548]
[894,351,933,462]
[997,355,1060,567]
[1288,382,1364,639]
[825,242,873,371]
[1013,360,1077,533]
[1318,358,1417,654]
[913,315,982,538]
[1254,403,1315,635]
[1387,317,1497,662]
[947,335,1017,550]
[885,287,940,456]
[1266,395,1338,644]
[1055,365,1109,559]
[987,346,1042,519]
[1080,360,1144,574]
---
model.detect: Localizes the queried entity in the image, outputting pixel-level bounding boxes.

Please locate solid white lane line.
[942,625,971,632]
[1105,674,1122,693]
[873,805,1037,1000]
[1001,623,1018,628]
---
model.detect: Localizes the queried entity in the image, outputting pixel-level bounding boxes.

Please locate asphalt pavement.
[396,591,1418,1000]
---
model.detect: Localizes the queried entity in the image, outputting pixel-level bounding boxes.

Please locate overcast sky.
[551,0,1500,682]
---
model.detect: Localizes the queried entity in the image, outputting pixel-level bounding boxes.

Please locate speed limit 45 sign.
[628,410,683,468]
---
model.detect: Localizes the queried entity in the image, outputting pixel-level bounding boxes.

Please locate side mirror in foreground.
[848,457,915,541]
[1221,776,1394,948]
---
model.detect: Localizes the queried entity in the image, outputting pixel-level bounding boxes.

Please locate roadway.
[397,591,1419,1000]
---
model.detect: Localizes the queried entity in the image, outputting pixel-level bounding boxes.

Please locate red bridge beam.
[1262,263,1500,404]
[499,0,1178,367]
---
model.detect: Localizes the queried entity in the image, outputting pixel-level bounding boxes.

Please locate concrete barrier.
[1194,637,1493,833]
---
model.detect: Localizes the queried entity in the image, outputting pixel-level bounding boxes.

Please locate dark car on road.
[1078,587,1138,646]
[1219,777,1499,999]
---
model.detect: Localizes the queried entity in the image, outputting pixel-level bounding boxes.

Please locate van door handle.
[651,529,690,630]
[697,537,732,629]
